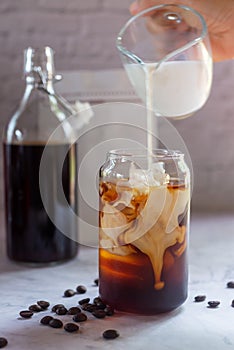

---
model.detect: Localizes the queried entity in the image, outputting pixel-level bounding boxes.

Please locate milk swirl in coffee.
[99,161,190,314]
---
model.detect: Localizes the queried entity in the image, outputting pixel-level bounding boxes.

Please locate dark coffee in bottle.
[3,142,78,264]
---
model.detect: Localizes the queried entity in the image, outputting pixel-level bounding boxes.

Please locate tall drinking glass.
[99,149,190,314]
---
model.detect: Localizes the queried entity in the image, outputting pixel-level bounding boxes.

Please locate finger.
[130,0,182,15]
[130,1,158,15]
[129,1,139,15]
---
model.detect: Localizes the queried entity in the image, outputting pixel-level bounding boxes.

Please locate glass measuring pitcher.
[116,4,213,119]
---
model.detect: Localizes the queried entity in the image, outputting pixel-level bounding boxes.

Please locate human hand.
[130,0,234,62]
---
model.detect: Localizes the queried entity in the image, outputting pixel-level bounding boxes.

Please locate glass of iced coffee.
[99,149,190,314]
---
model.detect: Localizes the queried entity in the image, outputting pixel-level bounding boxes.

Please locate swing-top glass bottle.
[3,46,78,264]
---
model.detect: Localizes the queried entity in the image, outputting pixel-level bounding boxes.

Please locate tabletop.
[1,212,234,350]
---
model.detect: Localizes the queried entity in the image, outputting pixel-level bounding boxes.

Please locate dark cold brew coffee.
[3,142,78,264]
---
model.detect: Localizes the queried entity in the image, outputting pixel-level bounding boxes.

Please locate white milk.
[126,59,212,167]
[125,60,212,119]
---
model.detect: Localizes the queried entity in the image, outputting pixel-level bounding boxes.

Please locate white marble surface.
[1,213,234,350]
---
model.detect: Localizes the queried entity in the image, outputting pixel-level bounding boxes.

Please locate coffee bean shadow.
[5,320,91,349]
[7,306,185,350]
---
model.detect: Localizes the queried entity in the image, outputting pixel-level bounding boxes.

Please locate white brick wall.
[0,0,132,117]
[0,0,234,212]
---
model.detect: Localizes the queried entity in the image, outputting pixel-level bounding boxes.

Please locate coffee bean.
[78,298,90,306]
[105,306,115,316]
[52,304,65,313]
[64,323,79,333]
[76,285,87,294]
[194,295,206,302]
[49,318,63,328]
[92,310,106,319]
[231,300,234,308]
[96,302,106,310]
[40,316,54,325]
[82,303,97,313]
[0,337,8,348]
[64,289,76,297]
[19,310,33,318]
[29,304,42,312]
[207,301,220,308]
[37,300,50,309]
[93,297,102,305]
[102,329,119,340]
[68,307,81,315]
[56,307,67,315]
[73,313,87,322]
[227,281,234,289]
[94,278,99,286]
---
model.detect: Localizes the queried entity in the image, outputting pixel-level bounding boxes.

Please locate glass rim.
[116,3,208,65]
[108,148,184,160]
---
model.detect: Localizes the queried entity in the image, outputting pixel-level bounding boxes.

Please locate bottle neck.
[24,72,76,116]
[26,71,55,93]
[44,79,55,93]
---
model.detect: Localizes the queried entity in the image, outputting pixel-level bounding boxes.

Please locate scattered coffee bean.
[49,318,63,328]
[207,301,220,308]
[52,304,65,313]
[94,278,99,286]
[76,285,87,294]
[105,306,115,316]
[0,337,8,348]
[19,310,33,318]
[93,297,102,305]
[96,302,106,310]
[82,303,97,313]
[56,307,67,315]
[102,329,119,340]
[68,307,81,315]
[227,281,234,289]
[92,310,106,319]
[78,298,90,306]
[73,313,87,322]
[29,304,42,312]
[40,316,54,325]
[64,289,76,298]
[194,295,206,302]
[37,300,50,310]
[64,323,79,333]
[231,300,234,308]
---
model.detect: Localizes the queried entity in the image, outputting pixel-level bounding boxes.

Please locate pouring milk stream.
[117,4,213,167]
